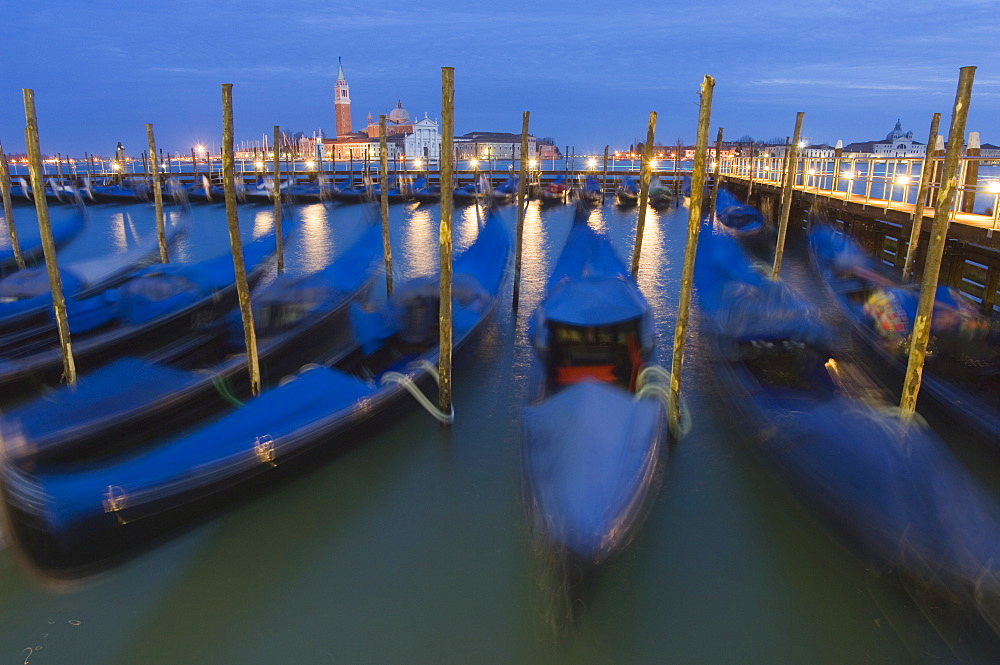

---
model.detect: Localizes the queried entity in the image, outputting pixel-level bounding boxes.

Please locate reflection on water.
[399,205,436,279]
[457,204,481,254]
[251,206,275,241]
[109,211,128,253]
[288,205,331,275]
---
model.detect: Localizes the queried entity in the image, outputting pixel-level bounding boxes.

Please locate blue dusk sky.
[1,0,997,157]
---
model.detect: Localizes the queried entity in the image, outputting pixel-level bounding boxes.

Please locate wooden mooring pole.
[601,145,609,205]
[900,66,976,420]
[631,111,657,280]
[23,88,75,385]
[272,125,284,274]
[222,84,261,397]
[439,66,455,420]
[0,143,24,270]
[902,113,941,279]
[669,75,714,436]
[379,115,393,297]
[771,112,804,280]
[145,124,169,263]
[513,110,530,308]
[709,127,723,218]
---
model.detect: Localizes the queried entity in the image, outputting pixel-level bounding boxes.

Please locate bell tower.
[334,57,352,138]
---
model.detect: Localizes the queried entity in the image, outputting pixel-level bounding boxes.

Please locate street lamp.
[894,174,910,204]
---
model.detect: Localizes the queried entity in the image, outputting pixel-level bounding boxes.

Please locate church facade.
[843,120,927,157]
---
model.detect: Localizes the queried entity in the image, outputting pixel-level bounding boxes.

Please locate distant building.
[843,120,926,157]
[333,57,352,139]
[310,61,545,164]
[454,132,537,160]
[404,114,441,161]
[980,142,1000,158]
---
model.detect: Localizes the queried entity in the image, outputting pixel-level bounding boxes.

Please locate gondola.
[0,214,187,337]
[647,176,674,210]
[0,220,287,400]
[521,203,669,566]
[0,203,510,576]
[6,178,35,205]
[1,211,383,466]
[88,179,153,204]
[573,175,602,208]
[1,207,87,276]
[491,174,518,204]
[331,181,374,204]
[807,219,999,445]
[714,188,770,256]
[695,228,1000,637]
[173,176,226,204]
[410,177,441,204]
[538,175,567,207]
[452,180,482,206]
[614,176,640,207]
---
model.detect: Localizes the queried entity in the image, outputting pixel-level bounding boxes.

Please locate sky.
[1,0,997,158]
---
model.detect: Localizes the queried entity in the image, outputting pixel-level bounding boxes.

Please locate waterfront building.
[843,120,926,157]
[454,132,537,160]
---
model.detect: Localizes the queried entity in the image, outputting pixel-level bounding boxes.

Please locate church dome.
[388,100,410,124]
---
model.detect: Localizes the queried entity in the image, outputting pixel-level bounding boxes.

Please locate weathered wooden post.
[439,66,455,420]
[771,112,804,280]
[902,113,941,278]
[0,143,24,269]
[601,145,609,205]
[22,88,75,384]
[831,140,843,195]
[673,140,681,200]
[900,66,975,419]
[378,114,393,297]
[145,124,169,263]
[961,131,981,213]
[272,125,284,274]
[630,111,657,279]
[221,84,261,397]
[669,75,715,436]
[513,110,530,307]
[709,127,723,218]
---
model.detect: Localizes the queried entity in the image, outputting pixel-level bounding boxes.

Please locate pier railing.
[717,153,1000,233]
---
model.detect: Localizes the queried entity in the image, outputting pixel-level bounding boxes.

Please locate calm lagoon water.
[0,196,992,664]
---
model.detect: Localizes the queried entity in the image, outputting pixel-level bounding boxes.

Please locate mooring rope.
[380,360,455,424]
[635,364,692,439]
[211,374,244,407]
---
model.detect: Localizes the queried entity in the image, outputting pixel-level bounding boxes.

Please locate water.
[0,198,990,664]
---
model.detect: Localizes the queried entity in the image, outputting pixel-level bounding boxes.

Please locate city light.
[587,158,597,169]
[842,171,854,180]
[528,159,537,169]
[306,161,316,169]
[255,161,264,169]
[807,168,816,175]
[988,181,1000,194]
[414,159,423,168]
[894,175,910,185]
[470,158,479,168]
